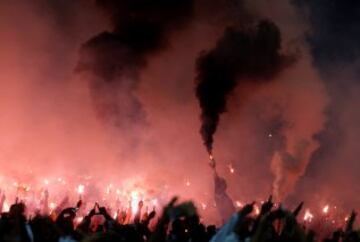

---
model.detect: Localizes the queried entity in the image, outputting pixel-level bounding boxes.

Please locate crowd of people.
[0,193,359,242]
[0,164,358,242]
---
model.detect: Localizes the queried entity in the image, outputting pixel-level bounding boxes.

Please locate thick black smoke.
[76,0,194,130]
[195,20,295,154]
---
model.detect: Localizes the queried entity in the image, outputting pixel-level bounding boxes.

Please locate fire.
[254,204,260,215]
[130,190,140,213]
[228,164,235,174]
[113,211,118,219]
[49,202,56,210]
[77,184,85,195]
[235,201,242,208]
[105,184,113,195]
[43,179,49,186]
[75,216,83,224]
[201,202,207,210]
[116,189,121,195]
[304,209,314,222]
[208,154,216,168]
[3,201,9,212]
[322,205,329,214]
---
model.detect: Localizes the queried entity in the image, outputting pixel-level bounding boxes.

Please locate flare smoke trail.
[288,0,360,206]
[76,0,194,136]
[195,20,295,154]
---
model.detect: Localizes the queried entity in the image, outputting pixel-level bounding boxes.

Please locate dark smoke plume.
[196,20,295,154]
[76,0,194,130]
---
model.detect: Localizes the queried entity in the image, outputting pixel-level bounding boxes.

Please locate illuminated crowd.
[0,193,359,242]
[0,164,358,242]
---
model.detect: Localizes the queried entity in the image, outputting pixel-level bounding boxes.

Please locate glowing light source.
[235,201,242,208]
[49,202,56,210]
[254,204,260,215]
[3,201,9,212]
[228,164,235,173]
[304,209,314,222]
[75,216,83,224]
[201,202,207,210]
[77,184,85,195]
[322,205,329,214]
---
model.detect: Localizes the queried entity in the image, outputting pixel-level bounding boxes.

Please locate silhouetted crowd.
[0,194,359,242]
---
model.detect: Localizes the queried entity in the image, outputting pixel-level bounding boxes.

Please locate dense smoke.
[76,0,194,145]
[195,20,295,154]
[288,0,360,207]
[0,0,358,223]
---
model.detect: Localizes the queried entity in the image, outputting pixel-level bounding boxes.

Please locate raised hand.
[260,195,273,215]
[292,201,304,217]
[240,202,255,216]
[138,200,144,209]
[148,210,156,220]
[76,199,82,209]
[345,210,357,232]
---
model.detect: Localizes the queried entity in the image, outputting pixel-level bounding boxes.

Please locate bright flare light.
[304,209,314,222]
[235,201,242,208]
[228,164,235,174]
[322,205,329,214]
[3,201,9,212]
[49,202,56,210]
[75,216,83,224]
[77,184,85,195]
[201,202,207,210]
[130,191,140,214]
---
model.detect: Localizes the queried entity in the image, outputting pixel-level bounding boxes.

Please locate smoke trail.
[195,20,295,154]
[288,0,360,205]
[76,0,194,134]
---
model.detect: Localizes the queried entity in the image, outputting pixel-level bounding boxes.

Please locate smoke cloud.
[76,0,194,150]
[1,0,358,222]
[195,20,295,154]
[288,0,360,207]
